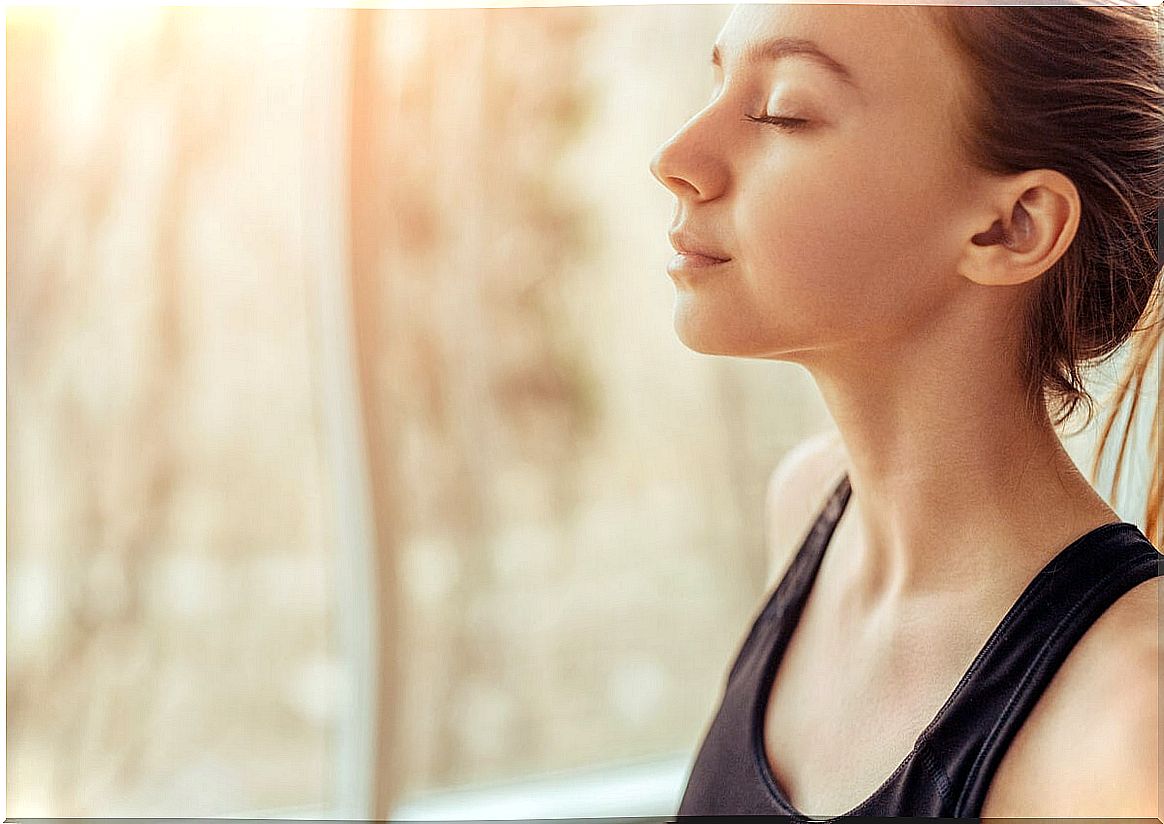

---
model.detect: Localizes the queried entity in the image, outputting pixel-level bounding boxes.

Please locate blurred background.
[5,4,1159,819]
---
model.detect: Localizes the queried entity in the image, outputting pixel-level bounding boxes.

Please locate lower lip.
[668,253,731,274]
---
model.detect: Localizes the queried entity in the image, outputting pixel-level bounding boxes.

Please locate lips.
[666,250,731,277]
[668,229,731,262]
[670,252,728,268]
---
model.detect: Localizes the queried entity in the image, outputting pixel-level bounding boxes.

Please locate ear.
[957,169,1081,288]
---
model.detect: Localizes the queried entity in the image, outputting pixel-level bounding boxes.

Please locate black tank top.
[676,472,1163,819]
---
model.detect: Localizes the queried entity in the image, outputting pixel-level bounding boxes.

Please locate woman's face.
[650,4,985,362]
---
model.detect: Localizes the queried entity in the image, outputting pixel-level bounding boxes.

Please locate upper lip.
[669,229,731,261]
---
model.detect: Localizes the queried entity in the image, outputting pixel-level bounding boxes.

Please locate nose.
[649,109,728,203]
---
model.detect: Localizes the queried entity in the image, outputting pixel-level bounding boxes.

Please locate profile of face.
[649,4,992,364]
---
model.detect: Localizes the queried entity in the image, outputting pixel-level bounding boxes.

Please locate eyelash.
[743,113,810,131]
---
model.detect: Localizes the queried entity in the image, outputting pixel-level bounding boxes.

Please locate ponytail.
[1091,278,1162,548]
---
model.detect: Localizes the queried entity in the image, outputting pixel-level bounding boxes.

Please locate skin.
[649,4,1159,817]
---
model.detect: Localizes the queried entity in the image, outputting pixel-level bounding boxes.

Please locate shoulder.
[763,428,848,588]
[766,428,846,493]
[981,574,1161,818]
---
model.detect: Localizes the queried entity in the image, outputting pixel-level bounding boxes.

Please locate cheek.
[736,147,952,334]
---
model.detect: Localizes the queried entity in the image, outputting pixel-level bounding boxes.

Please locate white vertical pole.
[301,8,378,818]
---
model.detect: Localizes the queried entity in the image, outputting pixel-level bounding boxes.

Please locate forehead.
[716,5,966,105]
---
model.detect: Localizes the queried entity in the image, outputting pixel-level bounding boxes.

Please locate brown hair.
[933,5,1163,547]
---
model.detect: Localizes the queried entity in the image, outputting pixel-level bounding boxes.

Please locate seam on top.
[918,738,952,802]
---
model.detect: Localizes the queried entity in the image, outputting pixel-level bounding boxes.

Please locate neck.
[807,339,1117,607]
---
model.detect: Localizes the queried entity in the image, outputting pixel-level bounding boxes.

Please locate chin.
[672,305,809,362]
[673,315,763,358]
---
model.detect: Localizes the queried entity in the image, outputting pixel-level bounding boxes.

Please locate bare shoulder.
[763,428,849,588]
[980,573,1161,819]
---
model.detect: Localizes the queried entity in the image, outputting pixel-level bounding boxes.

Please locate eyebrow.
[711,36,860,92]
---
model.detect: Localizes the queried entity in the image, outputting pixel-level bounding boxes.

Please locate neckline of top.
[751,472,1136,822]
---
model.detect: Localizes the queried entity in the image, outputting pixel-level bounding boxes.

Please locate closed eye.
[742,113,810,131]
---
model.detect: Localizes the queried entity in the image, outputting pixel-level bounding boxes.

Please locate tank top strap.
[724,471,852,686]
[910,521,1164,816]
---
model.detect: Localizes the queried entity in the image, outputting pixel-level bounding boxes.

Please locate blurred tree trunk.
[347,5,596,798]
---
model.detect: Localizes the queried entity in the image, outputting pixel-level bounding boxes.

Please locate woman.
[649,4,1161,819]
